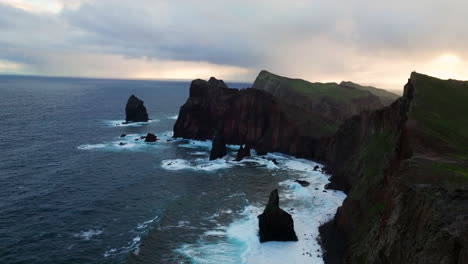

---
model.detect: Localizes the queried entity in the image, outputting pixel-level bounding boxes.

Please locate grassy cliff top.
[340,81,400,106]
[252,70,374,103]
[410,72,468,155]
[409,72,468,182]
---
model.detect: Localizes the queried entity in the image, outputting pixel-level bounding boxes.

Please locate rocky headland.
[173,71,467,263]
[174,73,387,157]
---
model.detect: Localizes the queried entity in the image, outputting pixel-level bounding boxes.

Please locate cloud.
[1,0,468,88]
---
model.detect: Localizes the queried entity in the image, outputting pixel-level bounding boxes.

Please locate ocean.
[0,75,345,264]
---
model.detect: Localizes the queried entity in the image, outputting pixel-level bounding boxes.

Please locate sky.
[1,0,468,90]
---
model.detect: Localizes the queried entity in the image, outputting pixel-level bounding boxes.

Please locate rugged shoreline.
[173,72,468,263]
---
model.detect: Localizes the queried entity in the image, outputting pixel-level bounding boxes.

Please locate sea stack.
[209,130,227,160]
[235,144,251,161]
[258,189,298,242]
[125,95,149,122]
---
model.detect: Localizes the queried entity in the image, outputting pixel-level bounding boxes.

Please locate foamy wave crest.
[174,154,346,264]
[103,214,161,258]
[161,158,233,171]
[177,139,239,151]
[73,229,103,241]
[104,119,158,127]
[78,132,174,152]
[168,115,179,120]
[77,144,107,150]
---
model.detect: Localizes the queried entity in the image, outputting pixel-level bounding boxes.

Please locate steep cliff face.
[173,72,467,263]
[252,70,386,133]
[173,78,322,157]
[319,72,468,263]
[174,72,386,156]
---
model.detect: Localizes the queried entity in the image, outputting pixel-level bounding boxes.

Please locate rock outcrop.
[208,77,228,89]
[252,70,386,133]
[295,180,310,187]
[258,189,298,242]
[174,72,386,158]
[125,95,149,122]
[209,130,227,160]
[235,144,251,161]
[318,72,468,263]
[144,133,157,142]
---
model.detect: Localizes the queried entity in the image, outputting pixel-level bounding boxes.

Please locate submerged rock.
[235,144,251,161]
[258,189,298,243]
[120,133,127,138]
[209,130,227,160]
[144,133,158,142]
[118,142,127,146]
[295,180,310,187]
[125,95,149,122]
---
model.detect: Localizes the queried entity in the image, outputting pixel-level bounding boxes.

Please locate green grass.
[253,70,373,103]
[340,81,400,105]
[349,132,395,199]
[410,73,468,156]
[433,162,468,182]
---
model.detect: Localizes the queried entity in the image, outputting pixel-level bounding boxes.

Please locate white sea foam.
[175,154,346,264]
[104,119,158,127]
[177,139,239,151]
[77,144,107,150]
[168,115,179,120]
[78,132,174,152]
[73,229,103,240]
[137,216,159,230]
[103,214,161,258]
[161,158,233,171]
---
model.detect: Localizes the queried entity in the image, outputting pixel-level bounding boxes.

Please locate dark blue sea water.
[0,76,345,264]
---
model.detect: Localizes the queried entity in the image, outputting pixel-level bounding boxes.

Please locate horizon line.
[0,73,253,84]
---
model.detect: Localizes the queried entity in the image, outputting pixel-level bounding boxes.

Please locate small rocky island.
[258,189,298,242]
[125,95,149,122]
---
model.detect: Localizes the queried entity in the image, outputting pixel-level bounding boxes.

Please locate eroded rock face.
[209,130,227,160]
[125,95,149,122]
[258,189,298,243]
[173,72,386,159]
[144,133,157,142]
[173,78,320,158]
[208,77,228,89]
[318,72,468,264]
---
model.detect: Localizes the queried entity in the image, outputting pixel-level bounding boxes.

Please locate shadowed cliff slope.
[339,81,399,106]
[174,72,386,156]
[252,70,387,134]
[319,72,468,263]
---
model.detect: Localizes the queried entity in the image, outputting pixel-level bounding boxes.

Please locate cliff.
[339,81,399,106]
[173,77,318,156]
[252,70,386,134]
[319,72,468,263]
[174,72,386,156]
[173,71,467,263]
